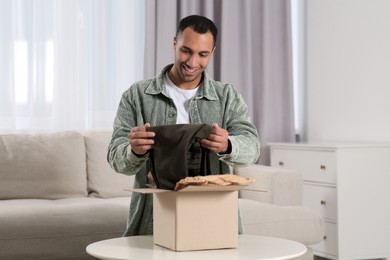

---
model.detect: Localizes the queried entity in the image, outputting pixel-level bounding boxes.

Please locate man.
[108,15,260,236]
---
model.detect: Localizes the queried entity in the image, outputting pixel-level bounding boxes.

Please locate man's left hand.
[200,123,230,154]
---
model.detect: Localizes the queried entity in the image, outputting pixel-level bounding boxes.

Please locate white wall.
[305,0,390,142]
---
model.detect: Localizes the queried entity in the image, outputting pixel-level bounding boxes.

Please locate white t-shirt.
[165,73,199,124]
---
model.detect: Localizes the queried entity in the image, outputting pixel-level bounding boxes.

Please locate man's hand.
[200,123,230,154]
[128,123,155,156]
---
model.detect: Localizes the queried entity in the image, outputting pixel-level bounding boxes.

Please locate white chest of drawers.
[269,143,390,260]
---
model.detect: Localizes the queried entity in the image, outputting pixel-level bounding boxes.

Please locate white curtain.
[143,0,295,164]
[0,0,145,133]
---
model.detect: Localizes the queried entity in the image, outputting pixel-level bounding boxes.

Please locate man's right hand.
[128,123,155,156]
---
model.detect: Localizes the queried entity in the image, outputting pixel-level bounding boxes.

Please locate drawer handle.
[320,200,326,205]
[278,161,284,167]
[320,165,326,170]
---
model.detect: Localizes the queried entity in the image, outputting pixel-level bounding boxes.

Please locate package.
[131,185,244,251]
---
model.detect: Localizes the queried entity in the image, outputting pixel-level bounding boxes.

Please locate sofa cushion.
[239,199,324,245]
[235,165,303,206]
[84,132,134,198]
[0,197,129,260]
[0,131,87,199]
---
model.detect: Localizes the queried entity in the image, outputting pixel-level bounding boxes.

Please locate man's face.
[171,27,215,89]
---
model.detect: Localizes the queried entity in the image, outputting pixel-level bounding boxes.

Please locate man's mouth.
[183,64,197,75]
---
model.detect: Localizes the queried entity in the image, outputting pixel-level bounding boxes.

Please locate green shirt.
[108,64,260,236]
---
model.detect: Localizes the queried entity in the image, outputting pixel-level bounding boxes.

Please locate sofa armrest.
[234,165,303,206]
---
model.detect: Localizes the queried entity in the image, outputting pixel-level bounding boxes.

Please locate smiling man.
[169,20,215,89]
[108,15,260,236]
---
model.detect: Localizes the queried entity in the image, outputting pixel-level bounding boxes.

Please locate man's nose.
[186,54,198,67]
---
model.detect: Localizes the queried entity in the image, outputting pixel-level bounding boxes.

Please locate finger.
[130,123,155,138]
[131,146,153,156]
[130,137,155,145]
[131,122,152,132]
[200,143,219,154]
[212,123,220,132]
[131,125,147,133]
[206,133,219,142]
[200,138,218,150]
[209,129,227,141]
[212,123,228,136]
[130,138,154,155]
[129,130,155,139]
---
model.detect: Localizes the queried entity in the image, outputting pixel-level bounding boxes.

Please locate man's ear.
[211,46,217,54]
[173,36,177,48]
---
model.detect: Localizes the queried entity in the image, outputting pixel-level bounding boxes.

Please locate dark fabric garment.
[147,124,214,190]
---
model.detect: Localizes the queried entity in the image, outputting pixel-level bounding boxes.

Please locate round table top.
[86,235,307,260]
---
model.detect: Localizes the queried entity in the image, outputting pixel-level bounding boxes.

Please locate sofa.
[0,131,324,260]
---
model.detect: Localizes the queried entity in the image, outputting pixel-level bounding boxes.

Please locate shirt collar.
[145,64,218,101]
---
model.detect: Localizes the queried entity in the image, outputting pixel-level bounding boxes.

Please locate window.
[0,0,145,133]
[291,0,306,141]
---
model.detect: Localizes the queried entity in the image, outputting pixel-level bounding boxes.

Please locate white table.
[86,235,307,260]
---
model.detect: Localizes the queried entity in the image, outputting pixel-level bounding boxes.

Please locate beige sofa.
[0,131,323,260]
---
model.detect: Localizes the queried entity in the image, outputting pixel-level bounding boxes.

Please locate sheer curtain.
[143,0,295,164]
[0,0,145,133]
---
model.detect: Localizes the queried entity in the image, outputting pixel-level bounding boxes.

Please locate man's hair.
[176,15,218,47]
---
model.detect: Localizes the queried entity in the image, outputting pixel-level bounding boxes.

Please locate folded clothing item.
[147,124,214,190]
[174,174,256,191]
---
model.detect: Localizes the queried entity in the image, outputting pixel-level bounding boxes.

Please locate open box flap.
[126,184,266,194]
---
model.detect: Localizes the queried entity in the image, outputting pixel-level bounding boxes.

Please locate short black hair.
[176,15,218,47]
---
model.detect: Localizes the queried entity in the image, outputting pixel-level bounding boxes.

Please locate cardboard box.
[131,185,244,251]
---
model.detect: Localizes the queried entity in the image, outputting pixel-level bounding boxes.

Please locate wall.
[304,0,390,142]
